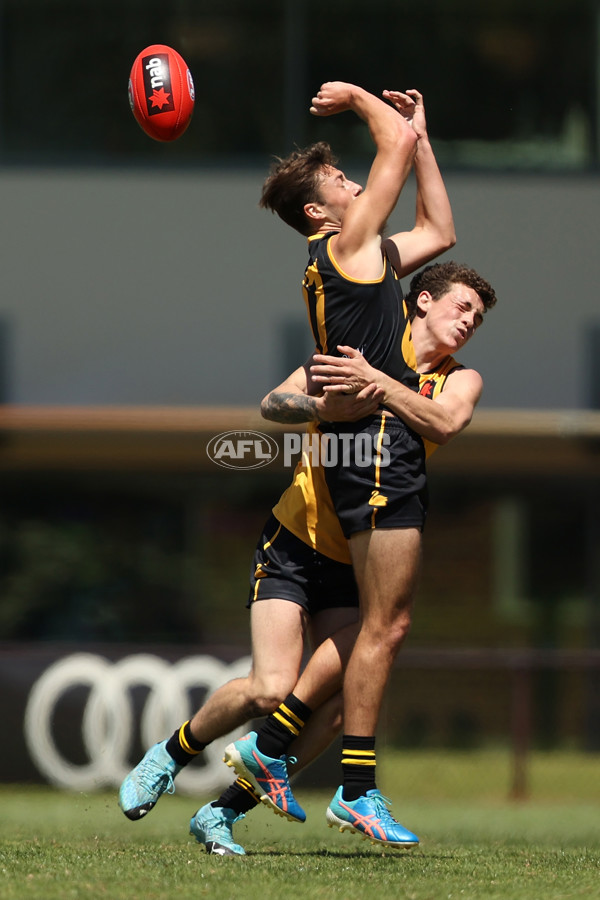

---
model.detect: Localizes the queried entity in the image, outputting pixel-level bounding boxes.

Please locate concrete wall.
[0,166,598,409]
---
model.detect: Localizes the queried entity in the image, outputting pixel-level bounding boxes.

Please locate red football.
[128,44,195,142]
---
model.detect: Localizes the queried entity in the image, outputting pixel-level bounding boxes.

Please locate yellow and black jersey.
[302,231,419,388]
[273,420,349,562]
[273,355,464,565]
[417,356,464,457]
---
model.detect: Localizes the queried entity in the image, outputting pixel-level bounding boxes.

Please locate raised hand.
[383,89,427,138]
[310,82,355,116]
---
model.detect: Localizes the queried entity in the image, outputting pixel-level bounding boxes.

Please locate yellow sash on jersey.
[273,422,351,564]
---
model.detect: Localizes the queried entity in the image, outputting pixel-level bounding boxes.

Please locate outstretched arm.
[382,90,456,277]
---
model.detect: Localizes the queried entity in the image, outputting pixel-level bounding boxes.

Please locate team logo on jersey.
[368,490,388,507]
[419,379,435,398]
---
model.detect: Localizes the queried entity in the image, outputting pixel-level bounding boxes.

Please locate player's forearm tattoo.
[262,391,318,423]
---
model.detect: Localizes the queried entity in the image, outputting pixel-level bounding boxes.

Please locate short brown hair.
[404,261,497,320]
[260,142,338,236]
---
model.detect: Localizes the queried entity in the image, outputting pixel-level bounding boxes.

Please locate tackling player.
[119,83,496,854]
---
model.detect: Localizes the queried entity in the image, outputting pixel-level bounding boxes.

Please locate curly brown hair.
[259,142,338,236]
[404,261,497,321]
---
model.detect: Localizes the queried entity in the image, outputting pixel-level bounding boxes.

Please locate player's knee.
[365,612,412,655]
[388,615,412,651]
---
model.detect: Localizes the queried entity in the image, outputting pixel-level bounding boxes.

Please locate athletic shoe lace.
[137,758,176,796]
[217,809,245,829]
[370,792,398,824]
[281,755,298,791]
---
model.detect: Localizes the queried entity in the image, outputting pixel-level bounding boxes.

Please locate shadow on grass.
[243,848,442,859]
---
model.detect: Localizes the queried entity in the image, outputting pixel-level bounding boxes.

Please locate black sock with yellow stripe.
[255,693,312,759]
[341,735,377,801]
[165,720,207,766]
[212,777,260,815]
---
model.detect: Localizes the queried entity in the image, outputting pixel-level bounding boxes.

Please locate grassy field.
[1,750,598,900]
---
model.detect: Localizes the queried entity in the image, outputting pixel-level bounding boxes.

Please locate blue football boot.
[190,803,246,856]
[118,740,181,820]
[326,787,419,848]
[223,731,306,823]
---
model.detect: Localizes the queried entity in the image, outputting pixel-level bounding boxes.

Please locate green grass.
[1,751,599,900]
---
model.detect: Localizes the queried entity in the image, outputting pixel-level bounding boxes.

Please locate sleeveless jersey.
[273,356,463,564]
[302,232,419,388]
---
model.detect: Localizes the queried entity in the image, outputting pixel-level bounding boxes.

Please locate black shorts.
[319,414,428,538]
[247,514,359,614]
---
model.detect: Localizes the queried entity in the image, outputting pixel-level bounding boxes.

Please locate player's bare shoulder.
[329,229,387,281]
[445,365,484,405]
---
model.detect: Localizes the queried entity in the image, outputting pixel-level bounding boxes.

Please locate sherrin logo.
[186,68,195,101]
[207,431,279,469]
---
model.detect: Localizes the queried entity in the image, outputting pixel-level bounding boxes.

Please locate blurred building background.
[0,0,599,794]
[0,0,598,409]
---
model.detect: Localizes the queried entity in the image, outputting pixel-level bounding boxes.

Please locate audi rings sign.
[24,652,251,794]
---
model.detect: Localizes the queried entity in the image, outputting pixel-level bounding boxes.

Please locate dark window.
[0,0,595,170]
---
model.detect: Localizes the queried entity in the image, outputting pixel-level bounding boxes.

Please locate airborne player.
[119,83,496,854]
